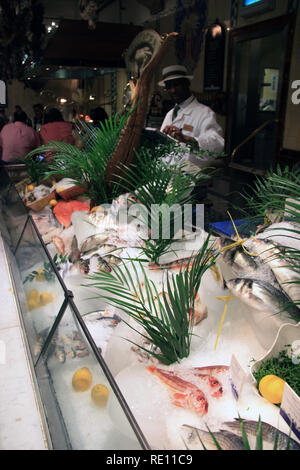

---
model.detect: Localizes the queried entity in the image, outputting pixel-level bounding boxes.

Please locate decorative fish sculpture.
[105,32,178,184]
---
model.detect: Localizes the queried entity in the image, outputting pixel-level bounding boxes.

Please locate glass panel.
[0,168,28,251]
[35,304,145,450]
[259,68,279,112]
[12,217,66,361]
[229,26,287,171]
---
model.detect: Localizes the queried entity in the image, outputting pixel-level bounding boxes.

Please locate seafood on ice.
[33,328,90,363]
[226,278,300,318]
[74,253,122,275]
[215,232,300,317]
[147,365,209,415]
[181,424,245,450]
[181,419,300,450]
[246,238,300,305]
[148,255,196,271]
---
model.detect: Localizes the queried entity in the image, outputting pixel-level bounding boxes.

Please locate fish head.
[208,376,223,397]
[190,390,208,414]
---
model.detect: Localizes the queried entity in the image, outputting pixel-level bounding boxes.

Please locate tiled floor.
[0,234,48,450]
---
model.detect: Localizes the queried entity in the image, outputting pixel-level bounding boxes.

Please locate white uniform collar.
[176,95,195,110]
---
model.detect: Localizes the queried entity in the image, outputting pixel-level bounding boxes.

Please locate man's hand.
[161,125,199,149]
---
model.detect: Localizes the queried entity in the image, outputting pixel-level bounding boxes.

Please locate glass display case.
[0,167,150,450]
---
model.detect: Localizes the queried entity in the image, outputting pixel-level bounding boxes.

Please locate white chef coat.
[160,95,224,154]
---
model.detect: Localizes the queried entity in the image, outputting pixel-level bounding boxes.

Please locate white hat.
[158,65,194,87]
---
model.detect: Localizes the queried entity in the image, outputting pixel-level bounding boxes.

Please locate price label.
[280,383,300,440]
[229,355,247,400]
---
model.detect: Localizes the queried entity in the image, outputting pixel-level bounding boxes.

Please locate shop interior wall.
[283,4,300,151]
[4,0,300,152]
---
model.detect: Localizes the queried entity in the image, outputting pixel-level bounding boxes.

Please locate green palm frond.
[116,148,210,263]
[24,154,50,185]
[240,164,300,219]
[84,234,216,365]
[187,415,294,450]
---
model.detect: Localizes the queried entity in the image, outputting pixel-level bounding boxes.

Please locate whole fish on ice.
[146,365,208,415]
[226,278,300,318]
[246,238,300,305]
[181,419,300,450]
[255,221,300,250]
[80,233,109,254]
[223,419,300,450]
[181,424,245,450]
[166,368,224,398]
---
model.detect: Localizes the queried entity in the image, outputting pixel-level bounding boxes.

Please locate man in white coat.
[159,65,224,159]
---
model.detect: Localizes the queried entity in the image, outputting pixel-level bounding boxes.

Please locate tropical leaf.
[84,234,216,365]
[116,148,211,263]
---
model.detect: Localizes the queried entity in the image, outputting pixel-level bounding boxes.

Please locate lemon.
[26,298,41,310]
[72,367,92,392]
[27,184,35,191]
[57,187,65,192]
[40,292,54,306]
[258,374,285,404]
[49,199,57,206]
[27,289,40,300]
[91,384,110,406]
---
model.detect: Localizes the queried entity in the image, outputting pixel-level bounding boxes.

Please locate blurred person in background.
[0,109,8,131]
[33,103,44,131]
[90,106,108,129]
[0,110,40,164]
[14,105,32,127]
[39,108,75,161]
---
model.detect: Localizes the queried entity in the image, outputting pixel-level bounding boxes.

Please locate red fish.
[165,368,225,398]
[146,365,208,415]
[192,373,223,398]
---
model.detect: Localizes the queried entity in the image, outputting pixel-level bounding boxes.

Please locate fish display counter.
[0,167,299,451]
[0,169,149,451]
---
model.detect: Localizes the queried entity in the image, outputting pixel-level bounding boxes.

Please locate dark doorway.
[226,15,295,173]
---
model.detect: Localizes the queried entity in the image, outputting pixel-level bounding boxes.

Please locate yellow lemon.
[40,292,54,306]
[72,367,92,392]
[26,297,41,310]
[49,199,57,206]
[27,289,40,300]
[27,184,35,191]
[258,374,285,404]
[57,187,65,192]
[91,384,110,406]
